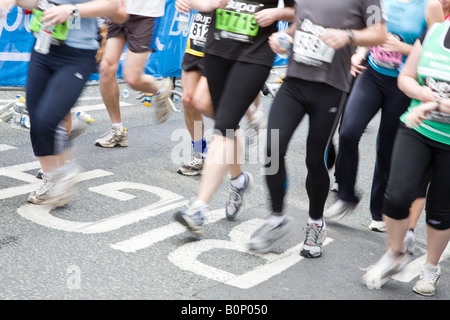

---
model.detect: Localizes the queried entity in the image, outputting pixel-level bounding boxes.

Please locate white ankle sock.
[308,218,323,226]
[230,172,246,189]
[112,123,124,132]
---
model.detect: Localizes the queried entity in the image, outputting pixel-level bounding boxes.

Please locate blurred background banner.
[0,1,288,87]
[0,7,34,86]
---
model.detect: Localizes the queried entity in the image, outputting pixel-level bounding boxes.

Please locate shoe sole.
[177,169,202,176]
[174,212,203,236]
[95,141,128,148]
[226,172,254,221]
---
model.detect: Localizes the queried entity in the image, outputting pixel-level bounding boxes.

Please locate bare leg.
[99,37,127,124]
[181,70,204,142]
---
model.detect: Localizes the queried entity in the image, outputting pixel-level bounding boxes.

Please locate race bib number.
[370,34,403,70]
[293,19,335,70]
[215,0,264,43]
[189,13,211,51]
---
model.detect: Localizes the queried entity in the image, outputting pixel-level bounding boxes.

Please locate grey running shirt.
[287,0,385,92]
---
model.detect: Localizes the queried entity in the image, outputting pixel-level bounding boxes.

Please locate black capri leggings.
[204,54,271,136]
[26,45,97,157]
[384,125,450,230]
[265,77,344,219]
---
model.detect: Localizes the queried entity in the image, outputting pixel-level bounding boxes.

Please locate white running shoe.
[248,217,290,253]
[95,127,128,148]
[368,220,387,232]
[413,264,441,296]
[324,199,357,220]
[153,78,174,124]
[361,250,410,289]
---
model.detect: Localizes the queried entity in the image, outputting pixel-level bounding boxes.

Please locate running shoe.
[368,220,387,232]
[403,229,415,255]
[95,127,128,148]
[153,78,173,124]
[247,217,290,253]
[177,152,204,176]
[324,199,358,220]
[28,163,80,207]
[300,221,327,258]
[28,173,56,204]
[361,250,411,289]
[413,264,441,296]
[225,171,253,221]
[174,201,209,236]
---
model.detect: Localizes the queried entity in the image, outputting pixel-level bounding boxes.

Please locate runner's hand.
[381,33,403,53]
[213,0,229,9]
[320,29,351,50]
[255,8,277,28]
[0,0,16,18]
[42,4,72,28]
[110,0,128,24]
[421,85,439,103]
[268,32,292,55]
[350,53,367,77]
[405,101,437,128]
[176,0,191,13]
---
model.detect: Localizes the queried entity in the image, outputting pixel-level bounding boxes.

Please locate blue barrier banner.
[0,1,287,87]
[0,7,34,86]
[0,1,188,86]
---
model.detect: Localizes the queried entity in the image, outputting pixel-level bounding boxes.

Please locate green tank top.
[400,22,450,145]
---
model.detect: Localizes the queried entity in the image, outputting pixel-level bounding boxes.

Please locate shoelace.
[304,224,321,245]
[227,187,241,208]
[421,267,439,284]
[36,176,54,195]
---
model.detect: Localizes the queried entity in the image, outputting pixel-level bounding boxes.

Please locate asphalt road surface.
[0,76,449,306]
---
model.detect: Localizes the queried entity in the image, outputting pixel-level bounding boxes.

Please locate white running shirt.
[125,0,165,17]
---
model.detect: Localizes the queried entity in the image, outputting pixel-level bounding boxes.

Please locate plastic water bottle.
[143,94,153,107]
[11,95,26,129]
[278,33,292,59]
[178,12,190,32]
[76,111,94,123]
[34,24,55,55]
[21,114,31,129]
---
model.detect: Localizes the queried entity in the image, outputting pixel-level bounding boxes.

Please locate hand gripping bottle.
[34,2,56,55]
[76,111,94,123]
[278,33,292,59]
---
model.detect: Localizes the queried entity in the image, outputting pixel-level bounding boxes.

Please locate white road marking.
[0,144,16,152]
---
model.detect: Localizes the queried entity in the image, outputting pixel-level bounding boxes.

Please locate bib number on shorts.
[215,0,264,43]
[293,19,335,70]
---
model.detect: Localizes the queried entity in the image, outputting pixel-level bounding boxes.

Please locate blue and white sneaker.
[174,201,208,236]
[225,171,253,221]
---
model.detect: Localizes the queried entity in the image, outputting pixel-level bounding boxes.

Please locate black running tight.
[265,77,344,219]
[204,54,271,136]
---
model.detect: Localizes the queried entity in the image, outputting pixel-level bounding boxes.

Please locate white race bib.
[293,19,335,69]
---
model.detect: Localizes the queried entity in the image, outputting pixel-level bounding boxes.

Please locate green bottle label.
[29,9,69,41]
